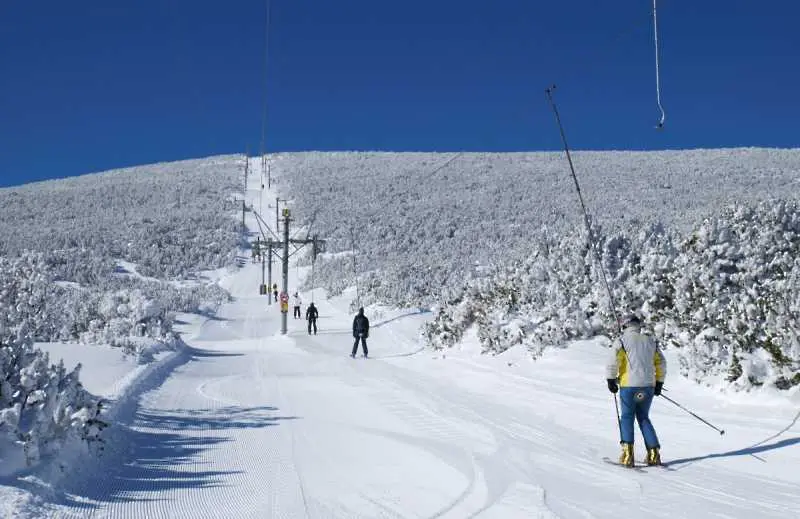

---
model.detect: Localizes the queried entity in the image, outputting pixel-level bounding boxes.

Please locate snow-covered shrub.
[0,156,239,356]
[0,155,242,280]
[663,200,800,389]
[0,256,106,474]
[0,249,228,360]
[423,200,800,391]
[276,149,800,311]
[274,150,799,392]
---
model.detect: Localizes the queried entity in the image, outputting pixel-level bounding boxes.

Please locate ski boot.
[646,446,661,466]
[619,442,634,467]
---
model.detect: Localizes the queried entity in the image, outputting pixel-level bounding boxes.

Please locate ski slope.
[7,172,800,518]
[37,258,799,518]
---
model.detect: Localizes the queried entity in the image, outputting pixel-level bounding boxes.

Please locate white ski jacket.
[606,325,666,387]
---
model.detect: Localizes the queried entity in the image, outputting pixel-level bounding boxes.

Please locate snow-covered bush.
[0,249,229,362]
[0,156,239,356]
[0,256,106,475]
[0,155,243,279]
[274,149,800,311]
[423,200,800,391]
[664,200,800,389]
[271,150,800,391]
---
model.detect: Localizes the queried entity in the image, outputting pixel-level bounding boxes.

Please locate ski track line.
[666,477,794,516]
[392,375,572,519]
[366,357,649,518]
[307,330,600,518]
[388,350,716,513]
[276,375,312,519]
[253,349,315,518]
[331,346,533,518]
[294,333,492,518]
[281,336,423,519]
[349,423,486,519]
[358,493,407,519]
[196,374,245,406]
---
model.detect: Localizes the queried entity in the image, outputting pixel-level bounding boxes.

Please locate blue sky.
[1,0,798,187]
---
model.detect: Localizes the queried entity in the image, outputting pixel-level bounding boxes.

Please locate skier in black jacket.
[306,302,318,335]
[352,307,369,358]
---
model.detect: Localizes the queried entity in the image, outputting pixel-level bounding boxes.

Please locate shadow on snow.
[189,347,245,358]
[135,406,299,431]
[664,436,800,468]
[55,404,299,509]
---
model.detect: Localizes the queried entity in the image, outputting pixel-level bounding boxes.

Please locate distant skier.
[293,292,302,319]
[272,283,278,302]
[606,314,666,467]
[351,307,370,358]
[306,302,318,335]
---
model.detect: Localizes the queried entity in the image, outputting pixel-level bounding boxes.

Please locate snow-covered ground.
[2,162,799,518]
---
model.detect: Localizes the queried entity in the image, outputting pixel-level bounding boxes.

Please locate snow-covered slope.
[272,149,800,305]
[3,168,797,517]
[2,151,799,517]
[266,150,800,392]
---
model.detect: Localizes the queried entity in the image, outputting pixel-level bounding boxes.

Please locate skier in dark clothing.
[306,302,318,335]
[351,307,369,358]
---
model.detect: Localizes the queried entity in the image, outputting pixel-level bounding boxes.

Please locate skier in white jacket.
[292,293,302,319]
[606,314,666,467]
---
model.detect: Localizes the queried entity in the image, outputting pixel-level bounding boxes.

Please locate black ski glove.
[654,381,663,396]
[607,379,618,394]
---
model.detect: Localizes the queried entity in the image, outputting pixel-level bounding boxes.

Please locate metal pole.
[545,85,624,335]
[267,239,273,305]
[281,210,290,334]
[261,251,266,288]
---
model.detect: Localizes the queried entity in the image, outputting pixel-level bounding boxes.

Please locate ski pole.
[660,394,725,435]
[613,393,623,442]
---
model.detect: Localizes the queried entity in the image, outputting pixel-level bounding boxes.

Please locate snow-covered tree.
[0,254,106,474]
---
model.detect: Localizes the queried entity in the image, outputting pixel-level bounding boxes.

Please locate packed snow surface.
[2,162,798,518]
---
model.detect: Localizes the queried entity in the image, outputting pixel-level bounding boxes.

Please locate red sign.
[280,292,289,303]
